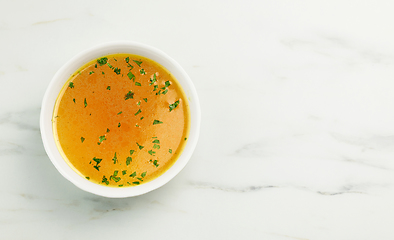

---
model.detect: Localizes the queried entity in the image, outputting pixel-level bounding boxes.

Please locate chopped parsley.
[125,91,134,100]
[135,82,141,86]
[107,128,110,132]
[140,117,144,120]
[169,149,172,154]
[153,144,160,149]
[117,111,122,115]
[136,142,144,150]
[86,176,90,180]
[140,69,146,75]
[153,160,159,167]
[89,71,94,75]
[130,150,135,155]
[68,82,74,88]
[137,101,141,106]
[162,89,168,95]
[107,62,114,69]
[169,100,180,112]
[153,85,158,91]
[143,98,148,102]
[133,60,142,67]
[164,81,171,88]
[153,120,163,125]
[102,176,109,185]
[114,67,121,75]
[107,86,111,90]
[134,109,141,116]
[126,156,132,165]
[141,172,147,178]
[99,135,106,143]
[118,122,121,127]
[149,73,157,86]
[81,137,85,143]
[152,139,160,144]
[127,72,135,81]
[132,181,140,185]
[122,170,127,175]
[129,171,136,178]
[97,57,108,66]
[73,98,75,103]
[84,98,87,108]
[125,57,129,63]
[112,152,117,164]
[148,150,156,156]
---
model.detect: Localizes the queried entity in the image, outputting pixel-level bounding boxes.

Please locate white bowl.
[40,41,201,198]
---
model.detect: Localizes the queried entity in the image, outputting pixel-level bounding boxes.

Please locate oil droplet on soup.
[52,54,190,187]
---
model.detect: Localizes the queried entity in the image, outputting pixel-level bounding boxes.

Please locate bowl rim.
[40,41,201,198]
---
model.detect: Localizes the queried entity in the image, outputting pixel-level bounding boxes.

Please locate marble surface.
[2,0,394,239]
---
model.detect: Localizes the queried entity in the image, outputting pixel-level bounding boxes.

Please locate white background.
[1,0,394,239]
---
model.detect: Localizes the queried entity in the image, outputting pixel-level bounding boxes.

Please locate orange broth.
[52,54,190,187]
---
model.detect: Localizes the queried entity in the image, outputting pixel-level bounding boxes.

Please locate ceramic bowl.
[40,41,201,198]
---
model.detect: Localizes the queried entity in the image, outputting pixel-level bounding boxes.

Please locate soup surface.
[53,54,190,187]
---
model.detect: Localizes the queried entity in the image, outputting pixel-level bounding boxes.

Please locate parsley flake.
[81,137,85,143]
[126,157,132,166]
[141,172,147,178]
[134,109,141,116]
[135,82,141,86]
[133,60,142,67]
[153,120,163,125]
[112,152,117,164]
[84,98,87,108]
[68,82,74,88]
[117,111,122,115]
[125,91,134,100]
[107,86,111,90]
[89,71,94,75]
[169,149,172,154]
[114,67,121,75]
[169,100,180,112]
[129,172,136,177]
[97,57,108,66]
[127,72,135,81]
[140,69,146,75]
[136,142,144,150]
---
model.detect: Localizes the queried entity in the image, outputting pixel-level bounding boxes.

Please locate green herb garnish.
[133,60,142,67]
[107,128,110,132]
[126,157,132,166]
[152,139,160,144]
[86,176,90,180]
[141,172,147,178]
[99,135,106,143]
[153,120,163,125]
[164,81,171,88]
[114,67,121,75]
[148,150,156,156]
[97,57,108,66]
[134,109,141,116]
[129,172,136,178]
[127,72,135,81]
[169,149,172,154]
[84,98,87,108]
[153,144,160,149]
[136,142,144,150]
[118,122,121,127]
[130,150,135,155]
[107,62,114,69]
[122,170,127,175]
[125,91,134,100]
[117,111,122,115]
[125,57,129,63]
[107,86,111,90]
[153,160,159,167]
[68,82,74,88]
[135,82,141,86]
[81,137,85,143]
[143,98,148,102]
[89,71,94,75]
[132,181,140,185]
[112,152,117,164]
[102,176,109,185]
[169,100,179,112]
[149,73,157,86]
[73,98,75,103]
[140,69,146,75]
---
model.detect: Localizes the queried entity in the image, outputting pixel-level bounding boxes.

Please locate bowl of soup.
[40,41,201,198]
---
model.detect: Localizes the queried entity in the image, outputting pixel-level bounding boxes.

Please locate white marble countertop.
[2,0,394,239]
